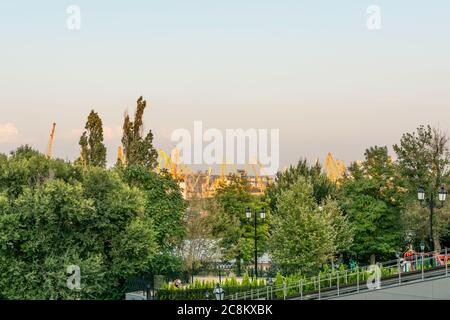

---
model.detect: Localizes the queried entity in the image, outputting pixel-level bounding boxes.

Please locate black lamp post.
[418,186,447,252]
[420,240,425,266]
[213,283,224,300]
[246,207,266,278]
[420,240,425,253]
[217,261,222,284]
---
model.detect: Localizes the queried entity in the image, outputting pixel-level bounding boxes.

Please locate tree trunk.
[370,254,376,265]
[435,239,441,253]
[237,258,241,277]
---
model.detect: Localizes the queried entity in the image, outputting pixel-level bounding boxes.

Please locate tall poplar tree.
[77,110,107,167]
[121,97,158,169]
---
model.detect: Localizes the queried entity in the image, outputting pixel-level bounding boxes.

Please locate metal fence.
[226,248,450,300]
[155,285,266,300]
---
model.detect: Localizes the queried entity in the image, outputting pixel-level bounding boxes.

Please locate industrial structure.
[44,125,346,199]
[156,148,273,199]
[46,123,56,159]
[156,149,346,199]
[324,152,346,184]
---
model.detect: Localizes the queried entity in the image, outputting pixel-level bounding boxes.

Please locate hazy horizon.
[1,1,449,172]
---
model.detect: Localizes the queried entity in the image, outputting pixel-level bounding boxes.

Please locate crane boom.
[325,152,345,184]
[117,146,124,165]
[46,123,56,159]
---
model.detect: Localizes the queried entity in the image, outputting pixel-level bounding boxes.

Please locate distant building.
[180,171,272,199]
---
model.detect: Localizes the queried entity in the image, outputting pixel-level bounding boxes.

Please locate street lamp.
[439,186,448,202]
[246,207,252,219]
[246,207,266,278]
[420,241,425,253]
[213,283,224,300]
[418,187,426,201]
[418,185,447,252]
[217,261,222,284]
[419,240,425,272]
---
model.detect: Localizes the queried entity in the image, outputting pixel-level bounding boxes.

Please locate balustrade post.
[337,271,340,296]
[300,279,303,300]
[446,248,448,277]
[422,253,424,281]
[318,274,321,300]
[357,268,360,293]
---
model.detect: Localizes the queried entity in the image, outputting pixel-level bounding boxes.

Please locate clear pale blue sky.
[1,1,449,169]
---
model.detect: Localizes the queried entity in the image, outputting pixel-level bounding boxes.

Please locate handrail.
[225,248,450,300]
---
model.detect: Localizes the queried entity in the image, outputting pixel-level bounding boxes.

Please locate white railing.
[226,248,450,300]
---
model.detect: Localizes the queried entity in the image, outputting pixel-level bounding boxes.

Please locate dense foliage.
[269,177,352,273]
[266,159,336,212]
[121,97,158,170]
[209,175,269,270]
[2,120,450,299]
[77,110,107,168]
[394,125,450,250]
[338,146,405,263]
[0,147,184,299]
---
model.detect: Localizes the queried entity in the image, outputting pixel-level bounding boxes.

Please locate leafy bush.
[0,147,185,299]
[156,272,266,300]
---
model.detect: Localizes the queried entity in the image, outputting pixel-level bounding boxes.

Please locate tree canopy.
[0,148,184,299]
[266,159,336,213]
[338,146,406,263]
[121,97,158,170]
[77,110,107,167]
[210,175,269,270]
[393,125,450,250]
[269,177,352,273]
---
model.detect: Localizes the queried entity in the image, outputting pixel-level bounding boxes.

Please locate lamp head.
[418,186,425,201]
[246,207,251,220]
[260,207,266,220]
[439,186,447,203]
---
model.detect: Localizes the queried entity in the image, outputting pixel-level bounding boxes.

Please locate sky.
[1,1,449,172]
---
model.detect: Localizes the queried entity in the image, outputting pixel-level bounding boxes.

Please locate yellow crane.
[243,159,273,193]
[157,149,168,173]
[215,160,241,188]
[217,161,227,187]
[117,146,125,165]
[46,123,56,159]
[156,148,273,197]
[325,152,345,184]
[157,148,189,181]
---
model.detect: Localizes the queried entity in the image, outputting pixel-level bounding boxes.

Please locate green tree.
[179,195,219,275]
[394,125,450,192]
[121,97,158,169]
[121,165,187,275]
[266,159,336,213]
[77,110,107,167]
[269,177,352,273]
[210,175,269,273]
[339,146,405,263]
[122,165,186,248]
[0,145,82,199]
[393,125,450,250]
[0,147,180,299]
[0,170,158,299]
